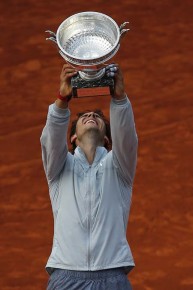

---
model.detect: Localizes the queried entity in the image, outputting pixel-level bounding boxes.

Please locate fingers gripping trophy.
[46,12,129,98]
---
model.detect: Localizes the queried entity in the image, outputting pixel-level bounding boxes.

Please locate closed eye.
[79,113,102,119]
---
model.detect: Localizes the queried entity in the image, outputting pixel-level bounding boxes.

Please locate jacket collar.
[74,146,107,170]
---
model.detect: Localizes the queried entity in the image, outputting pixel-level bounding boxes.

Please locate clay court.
[0,0,193,289]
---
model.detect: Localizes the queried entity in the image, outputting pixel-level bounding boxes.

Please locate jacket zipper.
[87,165,91,270]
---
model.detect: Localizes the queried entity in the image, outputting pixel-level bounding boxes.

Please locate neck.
[77,131,104,164]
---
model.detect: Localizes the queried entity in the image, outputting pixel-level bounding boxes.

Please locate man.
[40,63,138,290]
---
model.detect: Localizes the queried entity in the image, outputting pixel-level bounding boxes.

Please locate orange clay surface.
[0,1,193,289]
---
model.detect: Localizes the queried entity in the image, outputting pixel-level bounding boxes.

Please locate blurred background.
[0,0,193,289]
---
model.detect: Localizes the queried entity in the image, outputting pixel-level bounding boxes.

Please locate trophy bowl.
[47,11,129,78]
[56,12,120,66]
[46,12,129,80]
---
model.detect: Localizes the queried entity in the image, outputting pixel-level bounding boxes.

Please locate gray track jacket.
[40,96,138,275]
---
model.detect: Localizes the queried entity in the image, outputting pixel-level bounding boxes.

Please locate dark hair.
[70,109,111,154]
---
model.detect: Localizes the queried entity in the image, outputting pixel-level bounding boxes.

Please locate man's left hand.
[105,64,126,100]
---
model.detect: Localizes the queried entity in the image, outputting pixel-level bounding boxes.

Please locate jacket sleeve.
[40,102,70,184]
[110,95,138,186]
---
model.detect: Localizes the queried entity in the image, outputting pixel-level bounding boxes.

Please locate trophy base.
[71,74,114,98]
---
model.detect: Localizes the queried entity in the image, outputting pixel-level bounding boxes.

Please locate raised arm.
[106,64,138,186]
[40,64,77,184]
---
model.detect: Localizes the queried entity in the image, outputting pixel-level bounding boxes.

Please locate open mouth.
[84,119,98,125]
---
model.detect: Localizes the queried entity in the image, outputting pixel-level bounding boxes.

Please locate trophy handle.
[119,22,130,39]
[45,30,57,44]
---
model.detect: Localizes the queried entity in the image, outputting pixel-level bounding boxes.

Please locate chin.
[86,127,100,134]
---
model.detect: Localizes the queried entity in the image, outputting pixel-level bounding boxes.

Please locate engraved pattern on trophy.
[65,32,113,60]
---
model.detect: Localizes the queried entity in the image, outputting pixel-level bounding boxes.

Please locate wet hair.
[69,109,111,154]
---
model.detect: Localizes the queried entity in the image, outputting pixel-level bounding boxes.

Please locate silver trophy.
[46,12,129,97]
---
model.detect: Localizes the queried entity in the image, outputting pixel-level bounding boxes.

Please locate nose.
[87,112,96,118]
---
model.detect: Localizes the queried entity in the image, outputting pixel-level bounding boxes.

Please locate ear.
[70,134,77,144]
[104,136,110,146]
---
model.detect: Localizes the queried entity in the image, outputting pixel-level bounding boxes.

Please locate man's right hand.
[56,64,77,109]
[60,64,78,97]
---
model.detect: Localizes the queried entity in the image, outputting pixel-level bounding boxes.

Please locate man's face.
[75,112,106,142]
